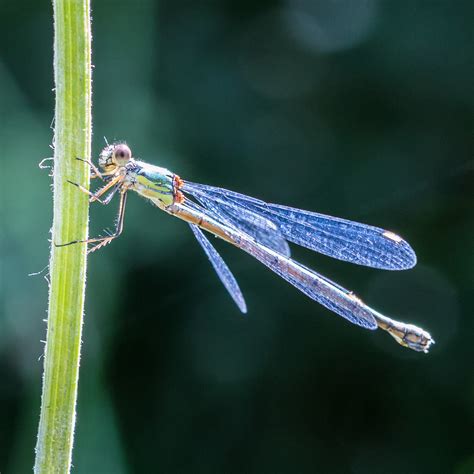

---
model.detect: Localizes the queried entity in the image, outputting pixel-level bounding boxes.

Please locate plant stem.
[34,1,92,472]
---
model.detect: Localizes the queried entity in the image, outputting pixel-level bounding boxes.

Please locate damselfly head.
[99,143,132,172]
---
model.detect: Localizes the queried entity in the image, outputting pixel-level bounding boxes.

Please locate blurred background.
[1,1,473,472]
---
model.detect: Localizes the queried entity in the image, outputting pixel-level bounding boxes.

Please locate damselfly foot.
[76,157,104,180]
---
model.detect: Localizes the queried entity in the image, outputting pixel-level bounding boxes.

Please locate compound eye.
[113,144,132,165]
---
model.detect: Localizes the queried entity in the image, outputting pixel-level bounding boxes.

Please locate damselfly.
[59,143,434,353]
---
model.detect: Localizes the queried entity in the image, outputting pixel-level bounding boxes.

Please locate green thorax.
[130,160,175,208]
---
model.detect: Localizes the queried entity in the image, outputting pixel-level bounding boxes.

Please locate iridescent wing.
[183,181,416,270]
[191,188,290,257]
[238,235,377,329]
[189,223,247,313]
[182,201,376,329]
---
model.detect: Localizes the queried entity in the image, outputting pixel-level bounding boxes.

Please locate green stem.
[34,1,92,472]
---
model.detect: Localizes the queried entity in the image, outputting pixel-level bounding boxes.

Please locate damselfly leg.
[86,191,128,253]
[55,172,128,253]
[66,179,120,205]
[76,157,104,180]
[55,190,128,253]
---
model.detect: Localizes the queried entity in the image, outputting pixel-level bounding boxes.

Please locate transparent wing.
[188,184,290,257]
[233,227,377,329]
[181,200,375,329]
[174,201,432,352]
[251,203,416,270]
[183,181,416,270]
[189,223,247,313]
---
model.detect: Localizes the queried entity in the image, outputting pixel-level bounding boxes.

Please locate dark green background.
[1,1,473,473]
